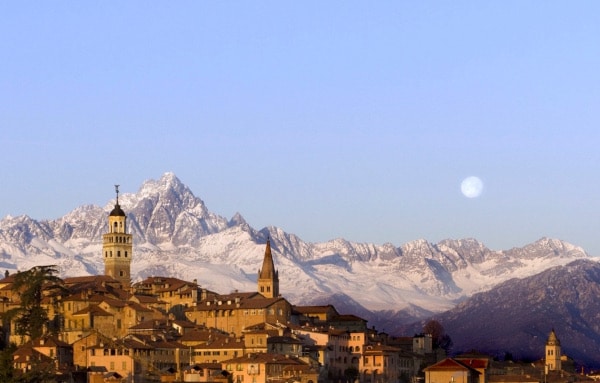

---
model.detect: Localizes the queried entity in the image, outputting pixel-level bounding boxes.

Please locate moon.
[461,176,484,198]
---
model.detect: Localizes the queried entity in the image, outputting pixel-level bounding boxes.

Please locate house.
[424,358,481,383]
[191,334,246,364]
[222,352,318,383]
[292,305,340,326]
[185,293,292,336]
[182,363,229,383]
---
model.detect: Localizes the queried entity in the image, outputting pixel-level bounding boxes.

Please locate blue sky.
[1,2,599,255]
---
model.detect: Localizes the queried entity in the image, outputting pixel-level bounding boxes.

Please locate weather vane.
[115,184,120,204]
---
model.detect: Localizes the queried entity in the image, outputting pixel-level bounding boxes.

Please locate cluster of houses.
[0,190,583,383]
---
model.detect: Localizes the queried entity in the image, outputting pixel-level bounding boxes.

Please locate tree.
[345,367,359,383]
[0,343,16,382]
[423,319,453,353]
[6,265,66,340]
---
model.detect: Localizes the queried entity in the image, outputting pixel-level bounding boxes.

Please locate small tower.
[103,185,133,289]
[257,239,279,298]
[545,329,561,371]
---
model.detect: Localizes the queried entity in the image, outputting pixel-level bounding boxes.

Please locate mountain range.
[0,173,594,338]
[421,258,600,368]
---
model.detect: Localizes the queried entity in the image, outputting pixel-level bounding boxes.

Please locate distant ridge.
[0,172,590,323]
[427,259,600,367]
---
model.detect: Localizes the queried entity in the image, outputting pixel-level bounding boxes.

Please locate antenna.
[115,185,120,204]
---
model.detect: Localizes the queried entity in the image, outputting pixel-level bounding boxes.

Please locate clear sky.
[1,2,599,255]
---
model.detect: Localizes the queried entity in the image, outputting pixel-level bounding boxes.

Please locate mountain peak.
[139,172,186,195]
[229,212,248,227]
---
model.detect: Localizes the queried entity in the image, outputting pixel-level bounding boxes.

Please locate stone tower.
[103,185,132,289]
[257,239,279,298]
[545,329,561,371]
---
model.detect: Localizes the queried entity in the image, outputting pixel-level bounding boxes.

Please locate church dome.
[109,204,126,217]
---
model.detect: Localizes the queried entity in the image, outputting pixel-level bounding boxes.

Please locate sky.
[1,2,600,255]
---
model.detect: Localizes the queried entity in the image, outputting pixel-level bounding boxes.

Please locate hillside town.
[0,191,592,383]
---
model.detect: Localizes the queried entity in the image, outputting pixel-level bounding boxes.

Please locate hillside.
[431,259,600,367]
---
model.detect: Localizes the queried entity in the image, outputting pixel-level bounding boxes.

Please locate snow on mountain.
[0,172,591,316]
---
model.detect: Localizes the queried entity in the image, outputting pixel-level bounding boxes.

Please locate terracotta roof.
[63,275,120,285]
[292,305,338,314]
[30,335,71,348]
[330,314,367,322]
[488,375,540,383]
[223,352,308,366]
[267,336,303,345]
[126,301,153,312]
[13,345,53,364]
[183,363,223,371]
[363,344,402,353]
[180,329,217,343]
[73,304,113,317]
[188,296,288,312]
[192,337,245,350]
[454,358,490,369]
[131,294,163,304]
[424,358,481,373]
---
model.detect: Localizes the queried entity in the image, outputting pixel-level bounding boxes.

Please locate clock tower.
[103,185,132,289]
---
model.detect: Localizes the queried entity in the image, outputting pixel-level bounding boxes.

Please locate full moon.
[461,176,484,198]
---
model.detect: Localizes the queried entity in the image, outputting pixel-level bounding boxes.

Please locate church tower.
[103,185,133,289]
[545,329,561,371]
[257,239,279,298]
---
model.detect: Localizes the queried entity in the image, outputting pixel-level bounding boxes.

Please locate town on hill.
[0,189,593,383]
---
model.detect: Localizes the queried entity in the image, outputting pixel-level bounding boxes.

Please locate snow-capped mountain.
[0,173,591,317]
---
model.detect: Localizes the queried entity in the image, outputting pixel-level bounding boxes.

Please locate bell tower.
[103,185,132,289]
[545,329,561,371]
[258,239,279,298]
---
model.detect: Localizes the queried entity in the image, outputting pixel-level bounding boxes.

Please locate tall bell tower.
[545,328,561,371]
[103,185,132,289]
[257,239,279,298]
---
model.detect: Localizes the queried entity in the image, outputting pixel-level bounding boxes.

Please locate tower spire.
[115,184,120,205]
[258,238,279,298]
